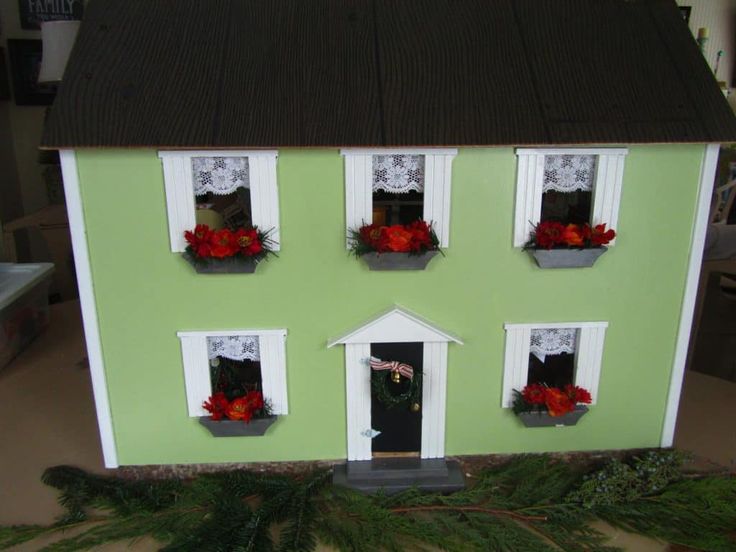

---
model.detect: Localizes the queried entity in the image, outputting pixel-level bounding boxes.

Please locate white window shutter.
[574,324,607,404]
[160,155,196,252]
[249,153,281,251]
[591,152,627,245]
[179,334,211,416]
[423,153,456,247]
[343,154,373,247]
[344,343,372,461]
[501,325,532,407]
[513,152,545,247]
[259,332,289,415]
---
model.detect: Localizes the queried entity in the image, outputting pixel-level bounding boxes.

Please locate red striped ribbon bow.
[369,356,414,380]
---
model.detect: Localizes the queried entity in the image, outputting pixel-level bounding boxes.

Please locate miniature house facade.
[43,0,736,469]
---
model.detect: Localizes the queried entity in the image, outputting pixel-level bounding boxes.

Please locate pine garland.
[370,370,423,410]
[2,451,735,551]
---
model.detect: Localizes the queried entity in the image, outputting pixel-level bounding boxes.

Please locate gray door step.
[333,458,465,494]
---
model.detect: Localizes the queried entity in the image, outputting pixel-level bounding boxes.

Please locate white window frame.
[341,148,458,248]
[177,329,288,417]
[513,148,628,247]
[501,322,608,407]
[158,150,280,252]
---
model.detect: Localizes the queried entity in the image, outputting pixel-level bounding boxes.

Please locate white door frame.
[328,305,461,462]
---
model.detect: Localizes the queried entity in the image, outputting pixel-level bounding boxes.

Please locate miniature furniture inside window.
[159,150,280,253]
[513,148,628,247]
[341,149,457,248]
[177,330,288,436]
[502,322,608,410]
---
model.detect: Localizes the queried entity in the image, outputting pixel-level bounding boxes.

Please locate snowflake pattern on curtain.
[192,157,250,196]
[207,335,260,361]
[529,328,577,363]
[543,155,596,193]
[372,154,425,193]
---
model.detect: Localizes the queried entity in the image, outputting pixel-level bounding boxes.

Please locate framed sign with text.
[18,0,84,30]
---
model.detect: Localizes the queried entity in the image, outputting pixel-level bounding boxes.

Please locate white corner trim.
[516,148,629,157]
[59,150,118,468]
[177,329,287,338]
[158,150,278,159]
[340,148,458,156]
[661,143,720,447]
[327,305,463,347]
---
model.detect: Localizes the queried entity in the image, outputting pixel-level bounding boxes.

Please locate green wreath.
[370,369,423,410]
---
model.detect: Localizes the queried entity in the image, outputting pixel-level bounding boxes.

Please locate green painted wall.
[75,145,703,465]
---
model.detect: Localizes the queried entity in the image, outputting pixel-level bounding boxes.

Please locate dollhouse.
[42,0,736,491]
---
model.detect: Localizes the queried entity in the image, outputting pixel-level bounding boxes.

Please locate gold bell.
[411,402,421,412]
[391,371,401,383]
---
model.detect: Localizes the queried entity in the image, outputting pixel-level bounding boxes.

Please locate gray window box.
[198,415,278,436]
[517,405,589,427]
[183,252,258,274]
[530,247,607,268]
[360,251,439,271]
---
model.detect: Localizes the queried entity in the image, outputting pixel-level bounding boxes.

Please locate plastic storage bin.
[0,263,54,369]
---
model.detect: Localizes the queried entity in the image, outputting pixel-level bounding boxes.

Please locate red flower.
[385,225,413,252]
[521,383,547,405]
[209,228,238,258]
[203,392,229,421]
[243,390,264,412]
[535,221,566,249]
[359,224,389,252]
[407,220,433,252]
[590,224,616,246]
[234,228,263,257]
[184,224,214,258]
[561,224,584,247]
[564,384,592,405]
[226,396,254,422]
[544,388,575,417]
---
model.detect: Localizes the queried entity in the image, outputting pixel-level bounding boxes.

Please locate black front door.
[370,342,423,455]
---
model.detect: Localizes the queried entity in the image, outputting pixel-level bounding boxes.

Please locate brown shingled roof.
[41,0,736,148]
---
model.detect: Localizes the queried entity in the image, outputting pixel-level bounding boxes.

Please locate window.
[501,322,608,407]
[513,148,628,247]
[177,330,288,417]
[159,151,280,253]
[341,148,458,247]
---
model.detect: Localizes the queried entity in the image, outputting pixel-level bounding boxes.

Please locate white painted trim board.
[661,143,720,447]
[59,150,119,468]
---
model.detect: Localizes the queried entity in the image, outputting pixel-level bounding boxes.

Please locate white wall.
[677,0,736,87]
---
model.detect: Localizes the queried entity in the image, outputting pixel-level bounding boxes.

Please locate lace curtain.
[543,155,596,193]
[207,335,260,361]
[372,154,425,194]
[529,328,577,362]
[192,157,250,196]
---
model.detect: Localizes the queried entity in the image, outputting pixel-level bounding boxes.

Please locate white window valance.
[192,157,250,196]
[529,328,577,362]
[543,154,596,193]
[372,154,425,194]
[206,335,260,361]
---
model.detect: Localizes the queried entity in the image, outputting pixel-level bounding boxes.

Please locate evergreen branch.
[389,504,549,522]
